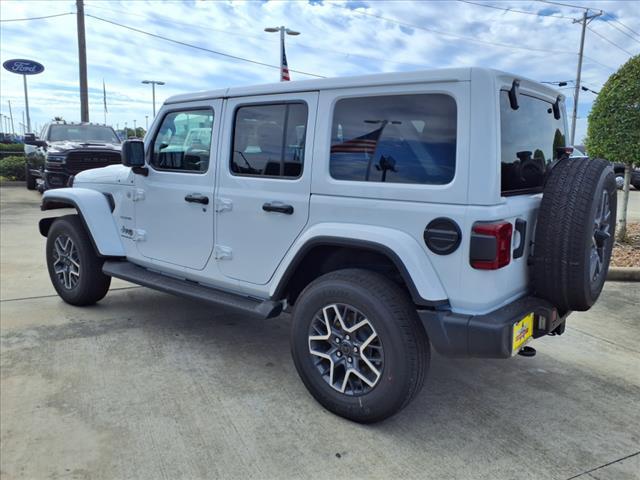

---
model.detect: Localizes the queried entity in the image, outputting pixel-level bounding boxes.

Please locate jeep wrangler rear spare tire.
[291,269,429,423]
[46,214,111,306]
[532,157,616,312]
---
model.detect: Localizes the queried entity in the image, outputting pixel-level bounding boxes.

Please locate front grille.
[66,151,121,174]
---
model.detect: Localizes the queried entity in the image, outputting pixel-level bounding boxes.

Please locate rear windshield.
[48,125,121,144]
[500,91,566,195]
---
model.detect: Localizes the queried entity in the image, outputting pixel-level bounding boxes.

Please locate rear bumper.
[418,296,569,358]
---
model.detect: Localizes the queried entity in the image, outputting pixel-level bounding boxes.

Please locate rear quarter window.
[500,91,566,195]
[329,94,457,185]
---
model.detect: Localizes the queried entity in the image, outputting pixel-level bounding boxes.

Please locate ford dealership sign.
[3,59,45,75]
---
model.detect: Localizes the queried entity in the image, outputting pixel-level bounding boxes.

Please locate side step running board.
[103,260,283,319]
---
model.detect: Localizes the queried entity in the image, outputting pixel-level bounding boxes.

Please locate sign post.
[2,59,45,133]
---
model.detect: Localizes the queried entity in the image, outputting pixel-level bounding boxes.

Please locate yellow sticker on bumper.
[513,313,534,352]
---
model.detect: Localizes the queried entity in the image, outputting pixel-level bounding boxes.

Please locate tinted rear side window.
[231,102,307,179]
[330,94,457,184]
[500,91,566,195]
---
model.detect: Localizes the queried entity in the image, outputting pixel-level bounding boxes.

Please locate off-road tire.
[533,157,616,312]
[291,269,429,423]
[25,164,36,190]
[46,214,111,306]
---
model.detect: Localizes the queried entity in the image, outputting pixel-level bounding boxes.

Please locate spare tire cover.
[532,157,616,312]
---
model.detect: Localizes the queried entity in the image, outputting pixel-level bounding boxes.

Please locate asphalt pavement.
[1,185,639,480]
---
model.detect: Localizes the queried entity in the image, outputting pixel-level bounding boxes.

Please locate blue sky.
[1,0,638,143]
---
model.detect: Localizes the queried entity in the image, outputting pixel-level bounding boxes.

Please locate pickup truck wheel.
[46,215,111,306]
[25,164,36,190]
[533,157,616,312]
[291,269,429,423]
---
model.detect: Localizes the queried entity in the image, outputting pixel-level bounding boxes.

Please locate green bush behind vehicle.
[0,143,25,152]
[0,156,26,181]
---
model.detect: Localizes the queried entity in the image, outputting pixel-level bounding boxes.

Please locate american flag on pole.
[281,41,290,81]
[330,126,385,155]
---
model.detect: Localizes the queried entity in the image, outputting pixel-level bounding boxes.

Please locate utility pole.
[22,111,25,135]
[76,0,89,122]
[570,9,602,145]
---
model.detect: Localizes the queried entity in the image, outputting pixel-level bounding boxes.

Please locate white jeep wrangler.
[40,68,616,423]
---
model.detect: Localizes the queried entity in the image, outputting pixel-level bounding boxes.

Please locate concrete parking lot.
[1,184,639,480]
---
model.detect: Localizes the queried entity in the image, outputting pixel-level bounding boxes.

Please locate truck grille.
[66,151,121,174]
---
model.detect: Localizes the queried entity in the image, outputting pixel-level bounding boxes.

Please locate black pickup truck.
[24,122,122,191]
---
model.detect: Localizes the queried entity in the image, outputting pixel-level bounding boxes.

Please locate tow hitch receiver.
[518,346,536,357]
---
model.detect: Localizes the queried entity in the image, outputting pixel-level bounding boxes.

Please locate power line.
[84,4,430,70]
[587,26,636,57]
[582,55,616,71]
[337,4,576,56]
[0,12,74,22]
[85,14,325,79]
[599,17,640,43]
[535,1,640,40]
[536,0,591,11]
[613,21,639,37]
[84,2,279,44]
[456,0,572,19]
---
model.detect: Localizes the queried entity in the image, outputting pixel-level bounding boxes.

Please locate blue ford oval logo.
[2,59,45,75]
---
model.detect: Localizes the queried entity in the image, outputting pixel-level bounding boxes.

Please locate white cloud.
[0,0,637,144]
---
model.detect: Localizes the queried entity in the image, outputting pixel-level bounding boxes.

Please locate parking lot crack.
[564,451,640,479]
[0,286,141,303]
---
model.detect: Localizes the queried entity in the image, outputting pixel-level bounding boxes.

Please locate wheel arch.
[271,234,449,308]
[40,188,125,257]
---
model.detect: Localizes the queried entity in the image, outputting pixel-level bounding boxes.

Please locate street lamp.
[145,115,149,130]
[141,80,165,117]
[133,119,137,136]
[264,26,300,81]
[581,85,600,95]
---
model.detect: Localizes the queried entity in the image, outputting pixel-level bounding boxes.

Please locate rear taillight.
[470,221,513,270]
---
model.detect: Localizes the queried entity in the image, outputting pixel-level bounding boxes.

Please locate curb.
[607,267,640,282]
[0,181,25,187]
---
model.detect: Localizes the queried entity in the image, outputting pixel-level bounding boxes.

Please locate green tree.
[586,55,640,240]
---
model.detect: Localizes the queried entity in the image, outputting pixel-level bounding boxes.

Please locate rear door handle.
[185,193,209,205]
[262,202,294,215]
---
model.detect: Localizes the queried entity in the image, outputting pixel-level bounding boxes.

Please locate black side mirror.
[122,139,148,175]
[122,140,145,167]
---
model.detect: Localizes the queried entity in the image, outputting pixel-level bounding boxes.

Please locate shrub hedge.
[0,143,25,152]
[0,156,26,181]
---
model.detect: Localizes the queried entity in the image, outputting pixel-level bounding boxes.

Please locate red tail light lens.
[470,221,513,270]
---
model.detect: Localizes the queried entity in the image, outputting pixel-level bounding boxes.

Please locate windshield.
[48,125,121,144]
[500,91,566,195]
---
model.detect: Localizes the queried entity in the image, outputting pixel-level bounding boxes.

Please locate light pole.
[264,26,300,81]
[133,119,137,136]
[141,80,165,117]
[581,86,600,95]
[145,115,148,130]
